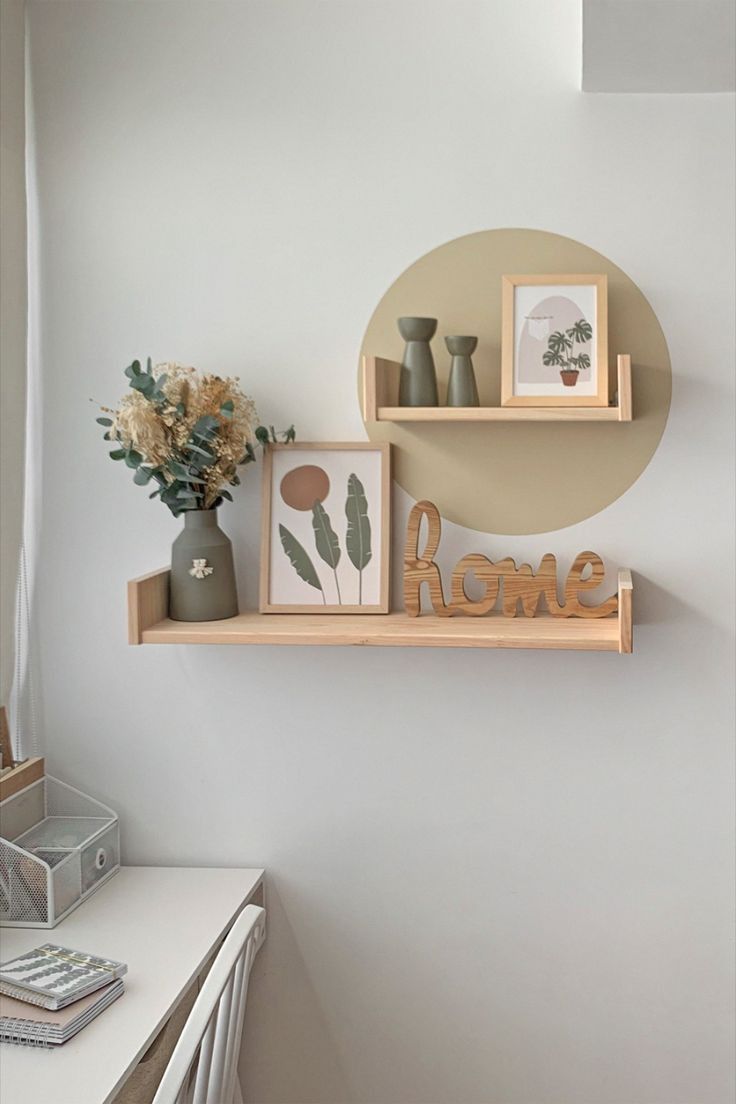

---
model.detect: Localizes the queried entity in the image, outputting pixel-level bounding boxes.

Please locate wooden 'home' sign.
[404,501,617,619]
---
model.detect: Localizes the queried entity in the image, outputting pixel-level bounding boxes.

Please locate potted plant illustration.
[542,318,593,386]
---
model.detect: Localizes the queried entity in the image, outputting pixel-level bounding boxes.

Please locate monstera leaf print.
[542,350,566,367]
[567,319,593,345]
[547,330,572,356]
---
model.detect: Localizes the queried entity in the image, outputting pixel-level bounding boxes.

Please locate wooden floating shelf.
[129,569,633,653]
[362,355,633,423]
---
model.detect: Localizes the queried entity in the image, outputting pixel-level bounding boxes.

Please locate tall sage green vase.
[170,509,238,622]
[398,317,439,406]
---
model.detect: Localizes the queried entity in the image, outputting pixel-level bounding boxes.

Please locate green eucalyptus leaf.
[193,414,219,436]
[254,426,269,446]
[169,460,194,480]
[191,429,217,447]
[125,450,143,468]
[220,400,234,418]
[109,448,126,460]
[134,467,153,485]
[96,417,113,427]
[220,489,233,502]
[187,444,215,463]
[130,375,154,395]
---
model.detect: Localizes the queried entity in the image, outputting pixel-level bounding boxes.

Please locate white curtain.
[1,0,38,760]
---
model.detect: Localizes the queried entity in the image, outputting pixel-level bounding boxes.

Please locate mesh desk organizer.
[0,777,120,928]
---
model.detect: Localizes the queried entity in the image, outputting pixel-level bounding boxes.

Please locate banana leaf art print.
[260,443,390,613]
[501,274,609,407]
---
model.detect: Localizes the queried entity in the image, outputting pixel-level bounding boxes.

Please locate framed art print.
[260,442,390,613]
[501,274,608,407]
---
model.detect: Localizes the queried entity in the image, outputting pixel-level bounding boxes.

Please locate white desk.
[0,866,264,1104]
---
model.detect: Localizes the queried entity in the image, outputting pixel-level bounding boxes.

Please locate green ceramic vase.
[445,336,480,407]
[398,317,439,406]
[170,509,238,622]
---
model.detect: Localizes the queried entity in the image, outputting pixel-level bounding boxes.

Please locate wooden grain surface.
[136,609,622,651]
[618,568,634,654]
[363,352,633,422]
[0,706,13,770]
[128,568,169,644]
[404,501,618,620]
[0,756,45,801]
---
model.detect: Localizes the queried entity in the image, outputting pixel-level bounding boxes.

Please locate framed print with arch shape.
[260,442,391,613]
[501,274,609,407]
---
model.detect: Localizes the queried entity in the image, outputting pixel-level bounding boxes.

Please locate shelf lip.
[140,612,621,650]
[376,405,624,422]
[129,569,633,652]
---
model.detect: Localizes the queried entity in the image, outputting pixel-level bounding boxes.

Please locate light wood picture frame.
[501,274,609,407]
[260,442,391,614]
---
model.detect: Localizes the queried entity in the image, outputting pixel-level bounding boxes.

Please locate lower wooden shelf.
[129,569,633,652]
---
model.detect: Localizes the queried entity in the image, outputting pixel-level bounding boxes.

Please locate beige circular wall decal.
[359,228,671,534]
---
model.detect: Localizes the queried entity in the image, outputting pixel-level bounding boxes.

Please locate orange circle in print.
[279,465,330,511]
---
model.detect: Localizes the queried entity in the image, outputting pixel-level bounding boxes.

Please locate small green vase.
[170,509,238,622]
[445,336,480,407]
[398,317,439,406]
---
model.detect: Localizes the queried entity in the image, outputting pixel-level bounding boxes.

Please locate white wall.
[26,2,735,1102]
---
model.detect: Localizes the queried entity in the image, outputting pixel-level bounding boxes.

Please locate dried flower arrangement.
[96,359,295,516]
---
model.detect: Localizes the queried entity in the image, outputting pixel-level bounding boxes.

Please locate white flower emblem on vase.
[190,558,214,580]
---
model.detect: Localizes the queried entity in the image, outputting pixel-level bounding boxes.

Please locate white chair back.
[153,904,266,1104]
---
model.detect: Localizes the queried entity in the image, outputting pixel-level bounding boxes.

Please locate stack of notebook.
[0,943,126,1047]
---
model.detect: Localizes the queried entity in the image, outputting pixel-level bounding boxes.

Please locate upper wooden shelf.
[361,354,633,422]
[128,569,633,653]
